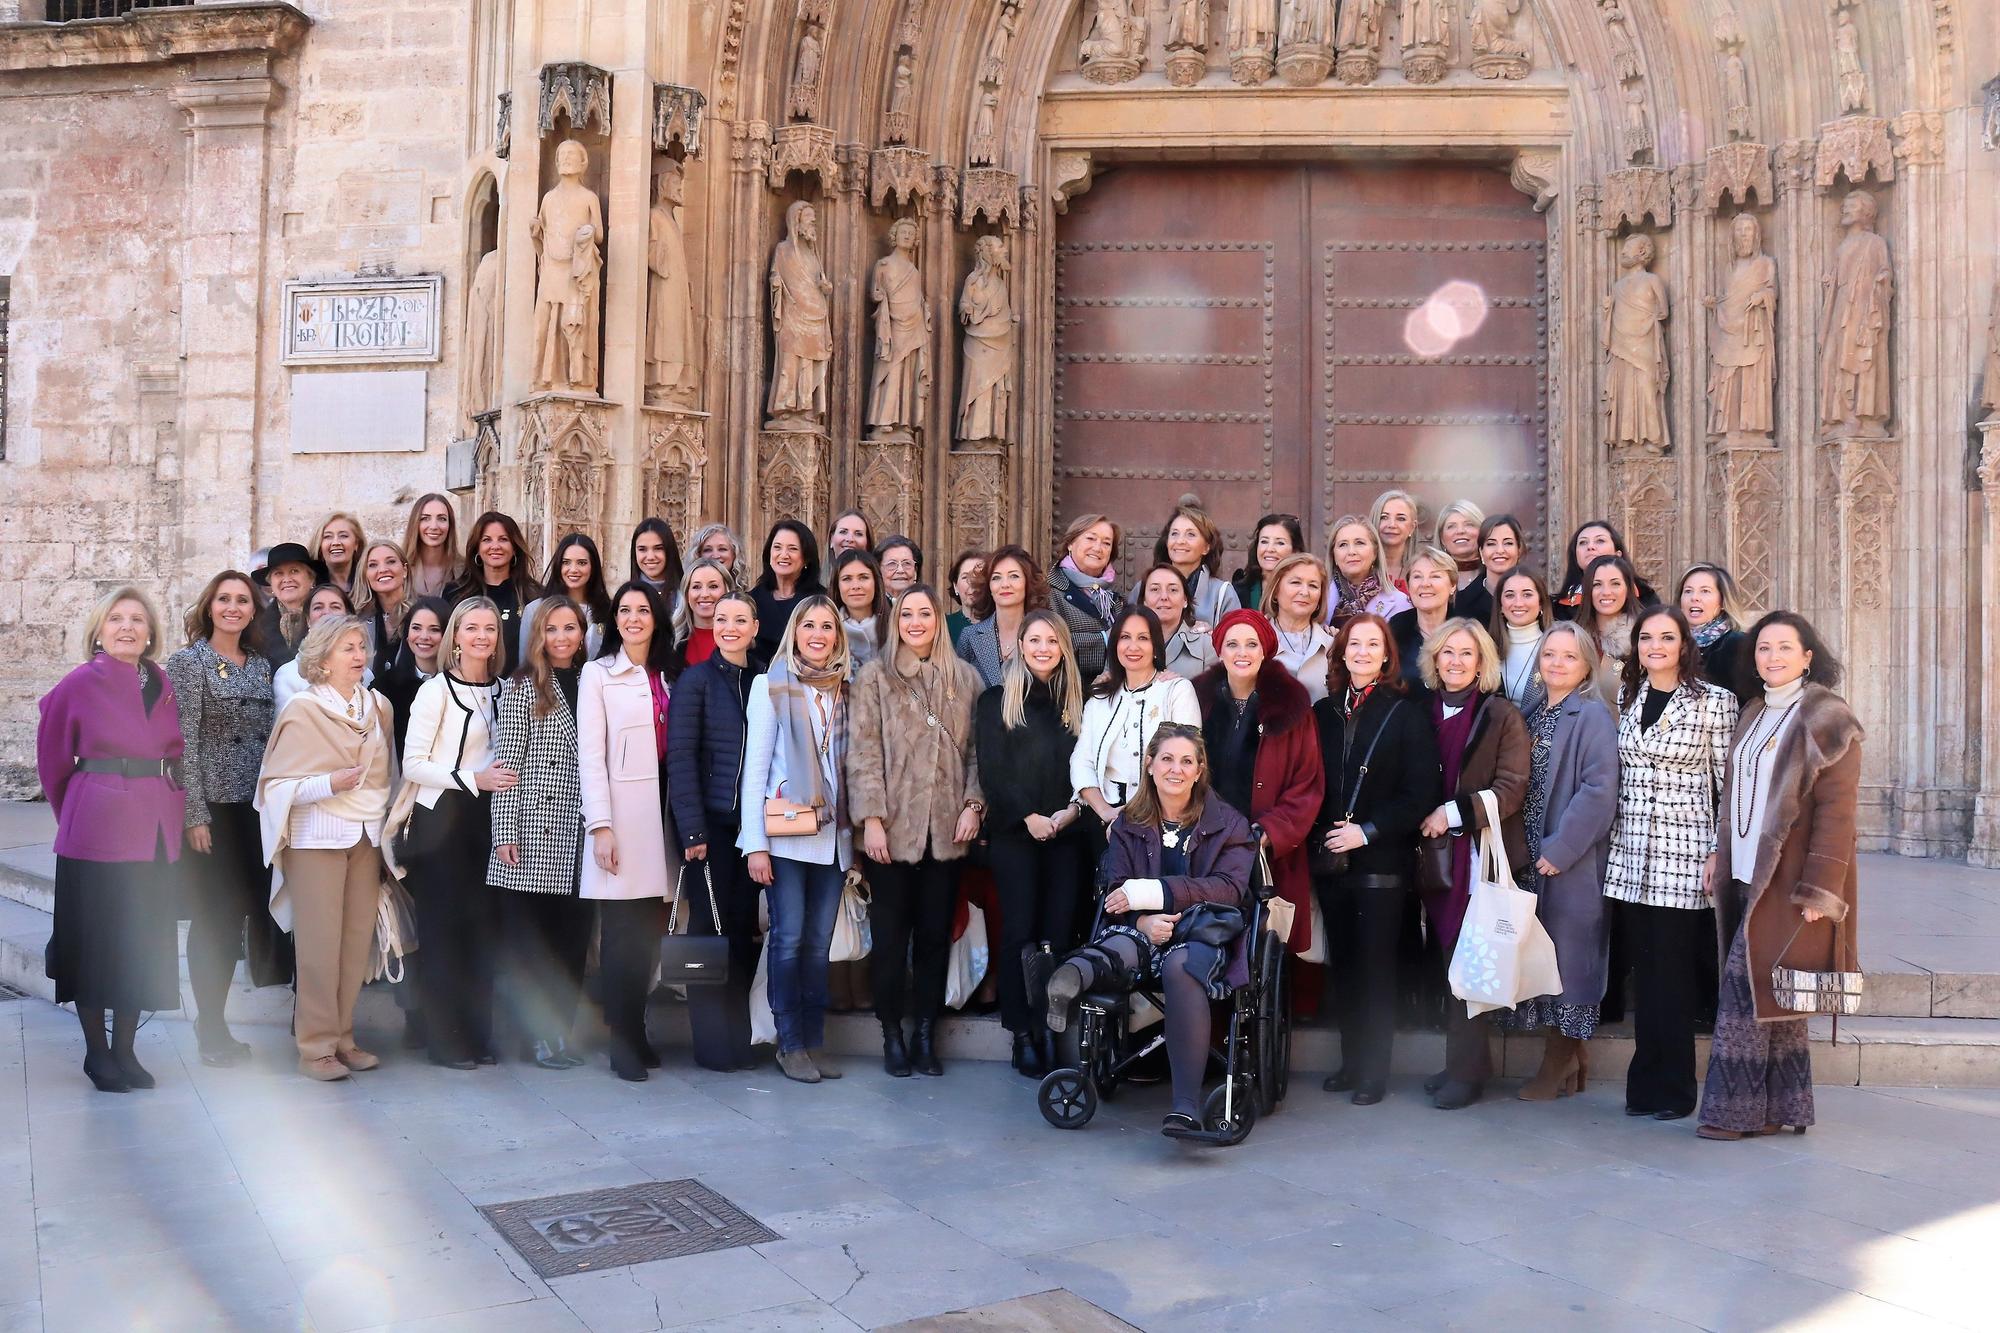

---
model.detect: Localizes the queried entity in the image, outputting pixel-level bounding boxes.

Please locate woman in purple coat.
[1044,723,1258,1140]
[37,587,188,1092]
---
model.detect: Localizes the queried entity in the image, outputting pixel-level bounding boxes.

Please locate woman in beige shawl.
[256,615,395,1081]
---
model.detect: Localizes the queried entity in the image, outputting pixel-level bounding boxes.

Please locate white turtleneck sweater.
[1501,623,1541,704]
[1728,677,1806,881]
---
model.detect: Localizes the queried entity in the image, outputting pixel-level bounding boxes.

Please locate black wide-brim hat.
[255,541,330,587]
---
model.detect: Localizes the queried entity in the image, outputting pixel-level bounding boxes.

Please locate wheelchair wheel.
[1254,932,1292,1115]
[1038,1069,1099,1130]
[1201,1075,1258,1146]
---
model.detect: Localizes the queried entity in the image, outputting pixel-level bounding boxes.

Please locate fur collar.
[1193,659,1312,736]
[1738,684,1863,902]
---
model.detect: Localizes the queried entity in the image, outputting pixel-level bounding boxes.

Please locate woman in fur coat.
[1697,612,1861,1140]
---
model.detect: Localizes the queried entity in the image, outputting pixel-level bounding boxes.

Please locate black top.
[1639,684,1671,732]
[1387,608,1446,693]
[1451,578,1494,630]
[1204,691,1260,820]
[370,603,404,680]
[254,600,302,669]
[463,579,523,678]
[750,583,822,663]
[974,679,1084,836]
[1309,688,1442,878]
[378,642,434,754]
[553,664,581,717]
[1700,629,1751,702]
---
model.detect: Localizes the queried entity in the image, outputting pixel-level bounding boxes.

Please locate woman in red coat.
[1191,610,1323,959]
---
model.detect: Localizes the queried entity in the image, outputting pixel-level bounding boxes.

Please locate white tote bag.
[943,903,989,1010]
[748,940,776,1046]
[1448,790,1563,1017]
[827,870,873,964]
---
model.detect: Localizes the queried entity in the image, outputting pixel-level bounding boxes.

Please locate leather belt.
[1344,873,1406,891]
[76,757,173,779]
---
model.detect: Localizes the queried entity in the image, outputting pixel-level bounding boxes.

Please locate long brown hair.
[517,596,586,717]
[966,544,1051,620]
[455,511,540,604]
[183,570,268,656]
[401,493,463,584]
[1326,612,1406,698]
[1123,722,1210,830]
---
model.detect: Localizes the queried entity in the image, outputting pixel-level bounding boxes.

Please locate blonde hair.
[779,594,851,682]
[518,597,585,717]
[685,523,746,587]
[350,541,410,620]
[1260,552,1330,623]
[1406,543,1457,582]
[672,557,736,644]
[1678,562,1749,632]
[1370,488,1423,578]
[295,614,369,686]
[1059,512,1123,561]
[442,595,503,681]
[1535,621,1603,699]
[1419,617,1503,694]
[312,511,368,590]
[1327,514,1390,588]
[1000,610,1083,734]
[1433,499,1487,549]
[1122,722,1210,830]
[82,586,164,664]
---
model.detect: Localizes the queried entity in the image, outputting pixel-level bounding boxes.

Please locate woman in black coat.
[664,589,766,1037]
[973,610,1091,1079]
[1312,612,1442,1105]
[1678,562,1751,701]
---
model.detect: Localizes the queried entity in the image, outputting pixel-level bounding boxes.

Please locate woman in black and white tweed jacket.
[487,597,592,1069]
[1605,605,1739,1121]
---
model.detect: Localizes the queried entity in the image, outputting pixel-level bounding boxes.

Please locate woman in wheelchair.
[1044,722,1258,1139]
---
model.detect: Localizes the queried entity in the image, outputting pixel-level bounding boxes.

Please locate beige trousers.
[284,839,383,1059]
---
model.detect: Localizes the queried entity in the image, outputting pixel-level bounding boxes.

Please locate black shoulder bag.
[1311,699,1402,878]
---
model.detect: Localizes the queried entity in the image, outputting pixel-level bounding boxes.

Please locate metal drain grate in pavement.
[478,1180,779,1278]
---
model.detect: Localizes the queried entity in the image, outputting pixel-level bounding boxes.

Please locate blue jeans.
[768,856,843,1053]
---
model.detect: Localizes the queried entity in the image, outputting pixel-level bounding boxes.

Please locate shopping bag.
[943,903,989,1010]
[828,869,873,964]
[367,876,418,983]
[1448,790,1562,1016]
[748,940,776,1046]
[1297,894,1328,964]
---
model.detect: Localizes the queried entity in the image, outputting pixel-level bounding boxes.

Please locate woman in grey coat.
[1506,622,1620,1102]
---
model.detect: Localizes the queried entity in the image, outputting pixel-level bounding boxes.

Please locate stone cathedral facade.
[0,1,1997,860]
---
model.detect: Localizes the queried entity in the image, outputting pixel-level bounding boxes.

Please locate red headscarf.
[1211,608,1277,657]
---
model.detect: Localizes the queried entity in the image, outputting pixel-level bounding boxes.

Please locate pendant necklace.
[1161,819,1186,850]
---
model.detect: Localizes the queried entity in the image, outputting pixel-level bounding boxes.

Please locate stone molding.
[0,2,309,73]
[169,75,279,131]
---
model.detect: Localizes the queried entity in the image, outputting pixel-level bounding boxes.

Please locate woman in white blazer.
[1072,607,1201,825]
[395,596,513,1070]
[578,581,679,1081]
[738,594,853,1084]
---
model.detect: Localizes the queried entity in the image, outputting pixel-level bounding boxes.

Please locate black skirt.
[49,848,181,1012]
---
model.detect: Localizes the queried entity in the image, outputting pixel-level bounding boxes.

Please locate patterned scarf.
[1331,571,1383,625]
[1691,617,1731,650]
[766,654,847,828]
[1059,556,1119,627]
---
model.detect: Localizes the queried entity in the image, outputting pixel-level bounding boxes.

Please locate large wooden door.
[1053,161,1547,577]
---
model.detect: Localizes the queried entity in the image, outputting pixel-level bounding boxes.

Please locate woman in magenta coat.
[37,587,188,1093]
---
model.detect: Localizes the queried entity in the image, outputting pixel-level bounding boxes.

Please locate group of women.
[38,491,1861,1148]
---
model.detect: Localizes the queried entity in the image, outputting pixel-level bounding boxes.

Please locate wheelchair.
[1034,859,1292,1146]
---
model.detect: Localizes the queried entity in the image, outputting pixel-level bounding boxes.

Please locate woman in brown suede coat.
[1698,611,1861,1140]
[848,584,985,1077]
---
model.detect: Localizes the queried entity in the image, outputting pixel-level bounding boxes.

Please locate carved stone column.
[1607,450,1676,586]
[168,63,282,591]
[1820,434,1899,840]
[757,429,832,537]
[639,407,710,540]
[1970,424,2000,865]
[517,394,614,564]
[1772,138,1819,615]
[947,444,1009,559]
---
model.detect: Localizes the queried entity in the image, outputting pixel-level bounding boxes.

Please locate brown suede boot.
[1517,1034,1582,1101]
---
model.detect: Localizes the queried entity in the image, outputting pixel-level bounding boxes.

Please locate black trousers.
[598,897,664,1057]
[184,801,289,1021]
[985,831,1085,1034]
[1621,900,1710,1115]
[1319,873,1405,1087]
[679,831,762,983]
[867,851,959,1027]
[407,790,495,1063]
[499,890,595,1049]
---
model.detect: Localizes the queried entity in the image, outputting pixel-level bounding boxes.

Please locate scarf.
[1059,556,1119,627]
[767,654,847,828]
[1331,571,1383,625]
[256,685,392,929]
[1692,617,1731,650]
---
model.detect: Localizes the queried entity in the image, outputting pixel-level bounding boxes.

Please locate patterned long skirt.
[1697,920,1814,1132]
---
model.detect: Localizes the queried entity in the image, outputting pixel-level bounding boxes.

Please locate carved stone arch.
[642,414,709,543]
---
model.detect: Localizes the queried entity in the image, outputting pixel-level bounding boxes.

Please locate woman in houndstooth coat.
[487,598,592,1070]
[1605,605,1739,1120]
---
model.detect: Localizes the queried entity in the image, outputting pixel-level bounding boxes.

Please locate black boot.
[78,1008,127,1094]
[881,1022,912,1078]
[910,1020,943,1076]
[1011,1031,1046,1079]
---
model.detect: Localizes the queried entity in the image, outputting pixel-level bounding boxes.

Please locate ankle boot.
[1518,1034,1582,1101]
[910,1020,943,1076]
[1012,1031,1046,1079]
[881,1022,912,1078]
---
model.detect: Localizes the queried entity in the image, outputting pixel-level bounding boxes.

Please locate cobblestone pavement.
[2,997,1996,1332]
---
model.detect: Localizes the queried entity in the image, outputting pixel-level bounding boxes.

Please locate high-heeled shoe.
[881,1022,912,1078]
[910,1020,943,1076]
[83,1050,129,1094]
[111,1047,155,1090]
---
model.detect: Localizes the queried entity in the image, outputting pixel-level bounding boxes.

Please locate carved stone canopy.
[769,122,839,191]
[870,146,934,210]
[1816,114,1895,192]
[539,62,612,135]
[960,166,1020,230]
[653,83,706,158]
[1601,166,1673,233]
[1702,141,1772,210]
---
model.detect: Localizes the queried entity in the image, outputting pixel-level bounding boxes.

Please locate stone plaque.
[288,369,427,453]
[282,275,443,365]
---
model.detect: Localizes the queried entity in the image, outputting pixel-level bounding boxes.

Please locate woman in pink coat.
[578,581,680,1081]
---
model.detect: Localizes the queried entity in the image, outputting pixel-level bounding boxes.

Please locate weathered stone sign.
[281,275,442,365]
